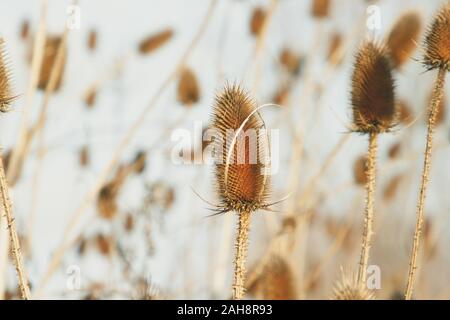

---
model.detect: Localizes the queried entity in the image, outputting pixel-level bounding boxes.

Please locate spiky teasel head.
[423,3,450,71]
[387,11,422,69]
[0,39,16,113]
[351,41,396,134]
[333,270,375,300]
[247,255,297,300]
[211,84,271,215]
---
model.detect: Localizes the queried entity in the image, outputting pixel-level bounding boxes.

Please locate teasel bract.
[211,84,272,300]
[405,3,450,300]
[350,41,396,288]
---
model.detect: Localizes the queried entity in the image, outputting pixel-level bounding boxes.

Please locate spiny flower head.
[423,3,450,71]
[0,39,16,113]
[351,41,396,134]
[211,84,271,215]
[333,271,375,300]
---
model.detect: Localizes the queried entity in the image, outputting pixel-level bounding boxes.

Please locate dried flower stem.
[0,151,31,299]
[357,132,377,287]
[405,68,446,300]
[232,211,251,300]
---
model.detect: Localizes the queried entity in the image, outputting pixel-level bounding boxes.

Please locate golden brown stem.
[232,211,251,300]
[405,68,447,300]
[0,151,31,299]
[357,132,378,287]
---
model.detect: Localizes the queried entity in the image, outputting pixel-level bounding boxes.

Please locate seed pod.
[97,183,118,219]
[247,255,296,300]
[250,7,266,37]
[84,88,97,108]
[387,12,422,69]
[211,84,271,214]
[280,48,301,75]
[388,142,401,159]
[177,67,200,106]
[87,29,97,51]
[132,150,147,174]
[79,145,90,168]
[351,41,396,134]
[311,0,330,19]
[20,19,30,40]
[423,4,450,71]
[353,155,368,186]
[138,29,173,55]
[38,35,66,91]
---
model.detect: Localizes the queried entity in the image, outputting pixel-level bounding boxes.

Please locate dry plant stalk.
[0,39,31,299]
[386,11,422,69]
[211,84,271,300]
[405,3,449,300]
[350,41,395,287]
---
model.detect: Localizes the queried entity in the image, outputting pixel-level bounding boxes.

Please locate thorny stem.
[232,211,251,300]
[405,68,447,300]
[357,132,377,287]
[0,151,31,299]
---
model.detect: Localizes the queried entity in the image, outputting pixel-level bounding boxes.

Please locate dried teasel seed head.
[423,4,450,71]
[138,28,173,55]
[177,67,200,106]
[311,0,331,19]
[250,7,266,37]
[37,35,66,91]
[353,155,368,186]
[84,88,97,108]
[333,271,375,300]
[387,12,422,69]
[272,83,290,106]
[211,84,271,214]
[138,29,174,54]
[351,41,396,134]
[87,29,97,51]
[247,255,296,300]
[79,145,90,168]
[97,182,119,219]
[124,213,134,232]
[20,19,30,40]
[388,142,401,159]
[95,233,114,256]
[279,48,301,75]
[132,150,147,174]
[0,39,16,113]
